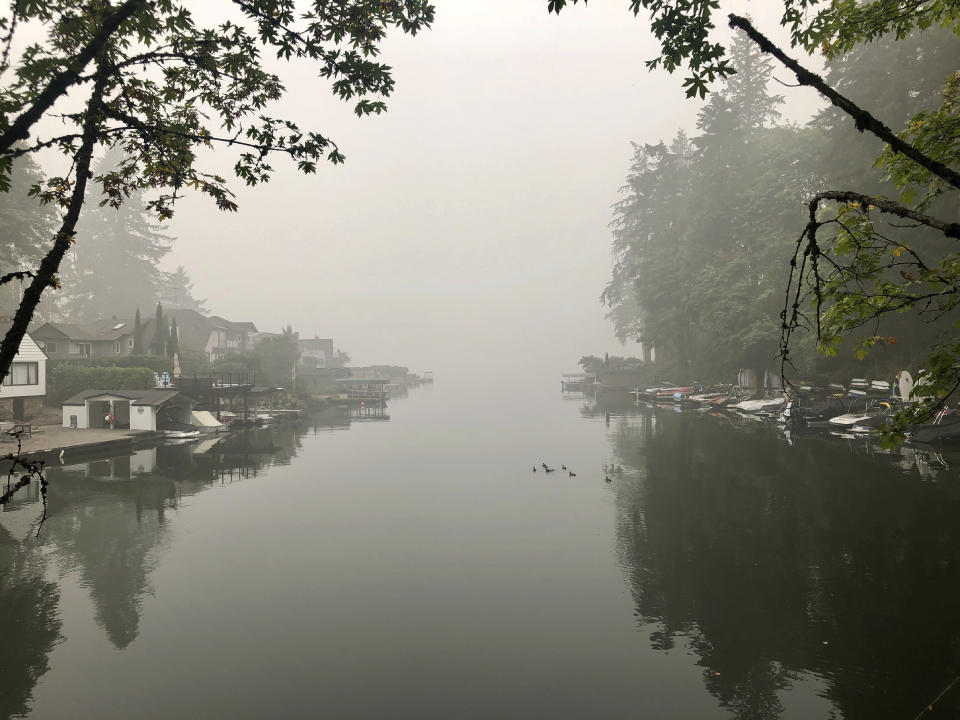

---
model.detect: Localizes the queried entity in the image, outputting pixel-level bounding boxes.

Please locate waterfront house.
[169,309,258,360]
[298,336,334,369]
[61,389,194,431]
[0,330,47,421]
[335,377,389,403]
[32,317,159,359]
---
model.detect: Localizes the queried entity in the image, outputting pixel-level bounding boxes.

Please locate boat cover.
[191,411,225,429]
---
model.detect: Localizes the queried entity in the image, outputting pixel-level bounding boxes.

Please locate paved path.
[0,426,152,460]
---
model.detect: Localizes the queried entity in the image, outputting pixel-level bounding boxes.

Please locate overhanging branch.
[0,0,150,156]
[728,13,960,191]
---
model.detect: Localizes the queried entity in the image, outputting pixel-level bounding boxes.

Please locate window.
[128,338,134,349]
[45,342,57,353]
[3,362,38,386]
[115,342,121,354]
[70,342,91,356]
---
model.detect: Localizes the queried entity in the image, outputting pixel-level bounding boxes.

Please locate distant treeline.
[603,28,960,385]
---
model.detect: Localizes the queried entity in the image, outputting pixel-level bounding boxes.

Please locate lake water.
[2,377,960,719]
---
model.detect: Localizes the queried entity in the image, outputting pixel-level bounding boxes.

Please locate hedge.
[49,354,173,373]
[47,366,155,404]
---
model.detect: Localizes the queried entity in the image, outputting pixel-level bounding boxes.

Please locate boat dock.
[1,427,155,464]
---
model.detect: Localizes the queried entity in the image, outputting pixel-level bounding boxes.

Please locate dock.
[0,427,154,464]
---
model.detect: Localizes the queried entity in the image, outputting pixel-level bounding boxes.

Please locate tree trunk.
[0,56,108,382]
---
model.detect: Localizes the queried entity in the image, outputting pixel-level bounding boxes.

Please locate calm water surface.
[2,375,960,719]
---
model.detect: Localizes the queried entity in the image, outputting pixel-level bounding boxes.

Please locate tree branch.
[728,13,960,191]
[815,190,960,239]
[0,54,109,383]
[0,0,149,156]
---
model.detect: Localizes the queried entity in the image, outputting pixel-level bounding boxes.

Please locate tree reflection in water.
[0,411,345,718]
[0,549,61,719]
[604,403,960,719]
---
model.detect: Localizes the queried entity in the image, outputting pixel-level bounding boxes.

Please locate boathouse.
[335,377,389,403]
[61,389,194,431]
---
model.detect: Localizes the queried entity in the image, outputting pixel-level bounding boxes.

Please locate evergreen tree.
[168,318,179,358]
[133,308,143,355]
[0,155,58,315]
[161,266,207,313]
[150,303,166,356]
[604,33,813,381]
[58,149,172,322]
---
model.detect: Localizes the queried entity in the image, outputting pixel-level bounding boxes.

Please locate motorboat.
[732,396,786,414]
[828,401,896,427]
[162,428,201,439]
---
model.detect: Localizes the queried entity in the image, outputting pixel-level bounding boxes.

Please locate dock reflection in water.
[597,397,960,719]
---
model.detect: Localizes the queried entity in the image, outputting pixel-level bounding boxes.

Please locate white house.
[61,389,194,431]
[0,331,47,421]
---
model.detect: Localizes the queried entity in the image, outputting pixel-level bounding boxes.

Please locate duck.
[545,467,555,473]
[604,476,611,483]
[568,471,577,477]
[561,465,567,470]
[532,466,537,472]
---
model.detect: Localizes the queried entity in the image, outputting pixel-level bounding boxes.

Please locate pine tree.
[151,302,166,356]
[161,266,207,313]
[0,155,58,315]
[168,318,179,357]
[133,308,143,355]
[58,149,172,322]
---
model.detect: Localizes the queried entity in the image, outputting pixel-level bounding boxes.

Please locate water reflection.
[600,400,960,719]
[0,411,346,717]
[0,552,61,719]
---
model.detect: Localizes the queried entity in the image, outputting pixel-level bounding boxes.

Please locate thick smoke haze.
[156,2,816,376]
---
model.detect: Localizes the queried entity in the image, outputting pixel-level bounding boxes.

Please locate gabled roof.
[0,326,47,361]
[169,309,215,351]
[208,315,258,333]
[62,389,194,407]
[34,318,140,342]
[299,337,333,352]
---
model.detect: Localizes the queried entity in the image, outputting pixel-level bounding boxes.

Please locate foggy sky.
[88,2,826,375]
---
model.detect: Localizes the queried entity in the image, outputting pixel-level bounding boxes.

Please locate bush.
[47,366,155,404]
[50,354,173,373]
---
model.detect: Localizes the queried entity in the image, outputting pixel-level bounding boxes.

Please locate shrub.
[47,366,155,404]
[49,354,173,373]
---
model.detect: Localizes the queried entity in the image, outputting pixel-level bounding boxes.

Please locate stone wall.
[0,396,43,421]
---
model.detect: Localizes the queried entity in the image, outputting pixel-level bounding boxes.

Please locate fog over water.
[157,1,821,374]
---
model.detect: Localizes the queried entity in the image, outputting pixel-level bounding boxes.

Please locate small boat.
[656,386,693,400]
[828,401,895,427]
[733,396,786,414]
[163,429,201,439]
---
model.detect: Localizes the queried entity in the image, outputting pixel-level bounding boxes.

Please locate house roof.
[299,337,333,353]
[208,315,258,333]
[169,309,215,352]
[33,318,158,343]
[169,310,257,352]
[0,327,47,361]
[62,389,194,407]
